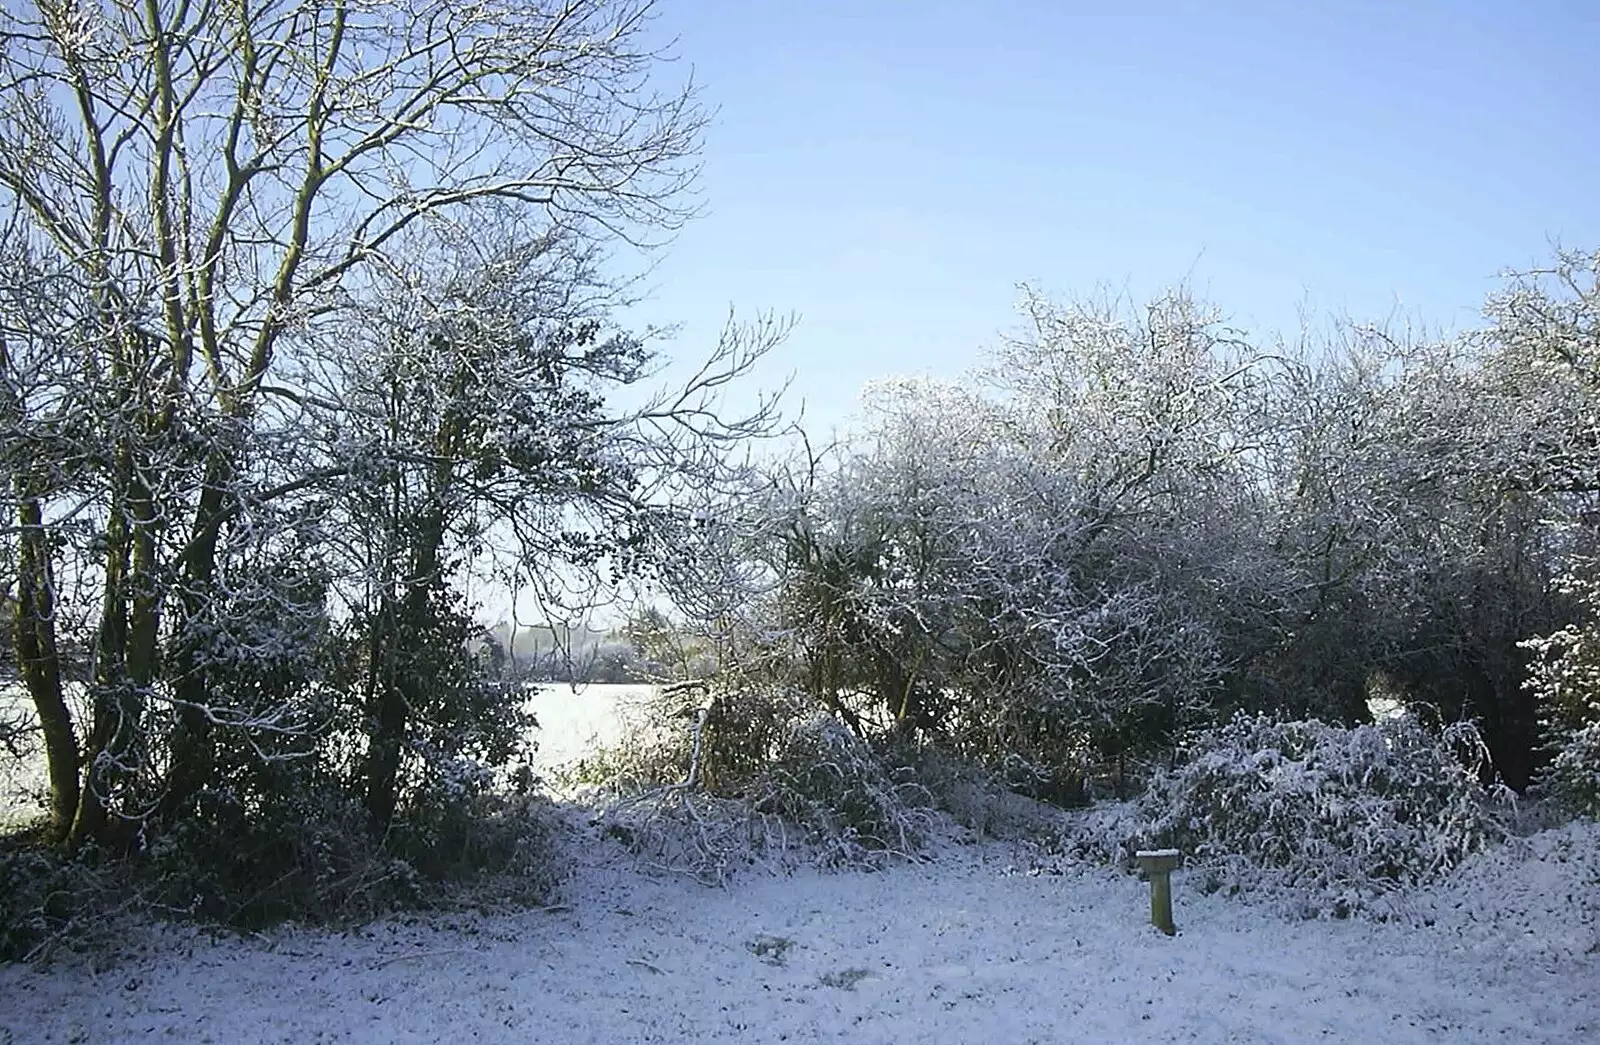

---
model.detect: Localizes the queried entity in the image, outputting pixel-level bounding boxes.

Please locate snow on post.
[1135,849,1182,936]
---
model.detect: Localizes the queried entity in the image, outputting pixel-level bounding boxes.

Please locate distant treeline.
[483,621,661,685]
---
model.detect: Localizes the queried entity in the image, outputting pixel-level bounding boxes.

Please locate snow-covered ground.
[1,820,1596,1044]
[1,686,1596,1044]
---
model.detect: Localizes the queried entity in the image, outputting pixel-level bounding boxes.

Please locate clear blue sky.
[623,0,1600,436]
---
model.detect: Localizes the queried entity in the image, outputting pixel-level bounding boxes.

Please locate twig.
[371,948,472,970]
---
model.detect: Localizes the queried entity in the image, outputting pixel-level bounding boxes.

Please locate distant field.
[522,682,655,772]
[0,687,43,828]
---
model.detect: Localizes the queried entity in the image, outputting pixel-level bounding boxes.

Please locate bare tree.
[750,286,1267,797]
[0,0,708,848]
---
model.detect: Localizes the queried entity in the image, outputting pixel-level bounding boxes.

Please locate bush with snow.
[0,780,567,962]
[579,684,933,880]
[1074,713,1510,917]
[752,713,933,863]
[1521,562,1600,818]
[1539,720,1600,817]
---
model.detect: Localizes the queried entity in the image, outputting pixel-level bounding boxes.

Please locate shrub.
[1085,712,1509,916]
[752,713,933,863]
[900,743,1067,841]
[0,829,110,962]
[584,684,933,878]
[144,783,415,928]
[0,779,564,962]
[1521,571,1600,818]
[1539,720,1600,817]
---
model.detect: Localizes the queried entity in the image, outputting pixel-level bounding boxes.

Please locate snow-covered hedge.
[1083,713,1509,916]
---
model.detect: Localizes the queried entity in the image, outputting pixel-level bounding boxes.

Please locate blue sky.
[623,0,1600,436]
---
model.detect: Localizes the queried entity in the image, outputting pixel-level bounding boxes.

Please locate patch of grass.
[819,967,871,990]
[747,933,794,965]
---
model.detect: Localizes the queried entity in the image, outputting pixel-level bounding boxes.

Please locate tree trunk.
[160,473,230,819]
[363,518,445,831]
[363,634,410,830]
[70,462,161,852]
[70,552,126,848]
[13,488,79,843]
[362,596,426,832]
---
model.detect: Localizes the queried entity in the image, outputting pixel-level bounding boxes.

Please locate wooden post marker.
[1135,849,1181,936]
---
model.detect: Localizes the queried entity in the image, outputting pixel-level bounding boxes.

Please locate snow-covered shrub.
[597,787,784,885]
[146,782,425,927]
[1540,721,1600,817]
[0,766,563,960]
[559,682,801,796]
[386,790,566,905]
[1109,713,1509,916]
[753,713,933,864]
[885,742,1077,845]
[0,836,113,961]
[585,683,932,877]
[0,784,401,961]
[1050,798,1147,869]
[1521,563,1600,818]
[139,772,562,931]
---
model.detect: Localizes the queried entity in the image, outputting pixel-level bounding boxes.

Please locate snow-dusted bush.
[147,784,424,927]
[768,358,1239,791]
[0,838,103,961]
[1101,713,1509,916]
[1521,560,1600,818]
[559,682,801,796]
[385,790,566,905]
[0,785,398,961]
[902,745,1070,841]
[0,780,566,961]
[1540,721,1600,817]
[583,683,933,878]
[753,714,933,863]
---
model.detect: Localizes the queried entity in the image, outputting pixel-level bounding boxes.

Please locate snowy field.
[523,682,657,775]
[0,687,45,829]
[1,685,1597,1044]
